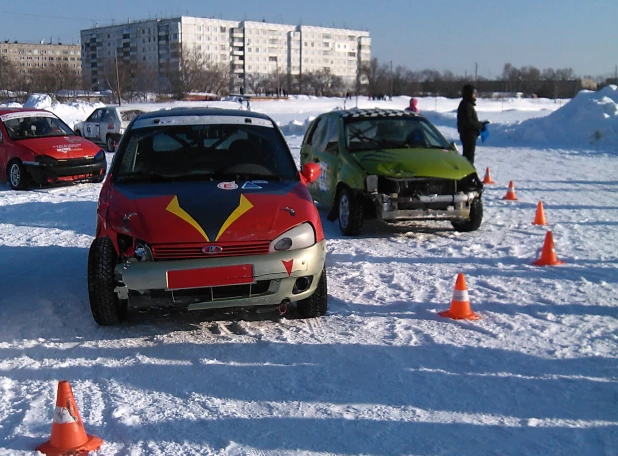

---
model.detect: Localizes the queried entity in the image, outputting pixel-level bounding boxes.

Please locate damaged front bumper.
[371,191,480,221]
[114,240,327,311]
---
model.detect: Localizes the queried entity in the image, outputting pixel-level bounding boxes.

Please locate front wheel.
[337,187,364,236]
[87,237,127,325]
[296,268,328,318]
[451,197,483,232]
[7,160,28,190]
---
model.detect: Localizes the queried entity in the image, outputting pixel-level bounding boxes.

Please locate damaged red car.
[88,108,327,325]
[0,108,106,189]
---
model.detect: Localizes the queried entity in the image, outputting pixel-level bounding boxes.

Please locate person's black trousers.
[460,133,478,165]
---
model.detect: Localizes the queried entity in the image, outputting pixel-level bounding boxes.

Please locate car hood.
[108,179,316,244]
[353,148,476,179]
[20,135,100,159]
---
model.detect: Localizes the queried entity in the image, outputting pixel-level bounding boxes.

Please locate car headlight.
[94,150,106,162]
[270,223,315,252]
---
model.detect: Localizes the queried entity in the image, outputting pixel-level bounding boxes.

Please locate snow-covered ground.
[1,90,617,456]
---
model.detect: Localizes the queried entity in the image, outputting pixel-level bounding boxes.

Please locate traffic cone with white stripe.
[503,181,518,200]
[36,380,103,455]
[482,167,495,184]
[439,273,480,320]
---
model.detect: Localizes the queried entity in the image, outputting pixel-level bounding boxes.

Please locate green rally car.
[299,108,484,235]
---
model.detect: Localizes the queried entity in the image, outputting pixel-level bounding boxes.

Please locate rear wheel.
[337,187,364,236]
[451,197,483,232]
[296,268,328,318]
[106,135,116,152]
[88,237,128,325]
[7,160,28,190]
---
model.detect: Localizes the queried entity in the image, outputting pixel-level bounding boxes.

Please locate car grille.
[151,242,271,260]
[378,177,456,197]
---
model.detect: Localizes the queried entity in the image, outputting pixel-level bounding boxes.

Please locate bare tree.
[304,69,344,97]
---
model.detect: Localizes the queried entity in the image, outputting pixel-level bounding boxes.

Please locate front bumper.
[114,240,327,311]
[371,191,480,221]
[23,159,106,184]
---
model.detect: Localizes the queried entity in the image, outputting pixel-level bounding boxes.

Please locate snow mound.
[491,85,618,150]
[23,93,53,109]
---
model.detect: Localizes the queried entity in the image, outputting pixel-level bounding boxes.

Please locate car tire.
[451,197,483,232]
[87,237,128,325]
[337,187,364,236]
[296,268,328,318]
[106,135,116,152]
[7,159,28,190]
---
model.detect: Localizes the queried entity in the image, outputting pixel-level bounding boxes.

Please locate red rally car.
[0,108,106,189]
[88,108,327,325]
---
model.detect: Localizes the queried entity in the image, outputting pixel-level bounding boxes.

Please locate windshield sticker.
[217,181,238,190]
[0,111,57,122]
[242,181,262,189]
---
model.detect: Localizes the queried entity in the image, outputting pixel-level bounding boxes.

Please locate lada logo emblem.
[202,245,223,254]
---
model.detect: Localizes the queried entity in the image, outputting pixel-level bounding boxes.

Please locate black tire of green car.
[337,187,364,236]
[451,197,483,232]
[296,268,328,318]
[87,237,128,325]
[7,159,28,190]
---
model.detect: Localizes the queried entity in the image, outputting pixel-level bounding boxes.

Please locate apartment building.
[0,40,81,75]
[80,16,370,93]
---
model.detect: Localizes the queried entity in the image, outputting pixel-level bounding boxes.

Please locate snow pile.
[23,93,53,109]
[491,85,618,150]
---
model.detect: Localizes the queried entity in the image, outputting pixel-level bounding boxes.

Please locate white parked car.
[74,106,147,152]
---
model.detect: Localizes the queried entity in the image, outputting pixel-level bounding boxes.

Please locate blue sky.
[2,0,616,78]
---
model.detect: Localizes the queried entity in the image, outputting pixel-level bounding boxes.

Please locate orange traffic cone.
[533,231,565,266]
[503,180,518,200]
[36,380,103,456]
[532,201,547,225]
[482,167,495,184]
[439,273,480,320]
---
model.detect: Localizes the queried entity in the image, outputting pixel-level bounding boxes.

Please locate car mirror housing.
[301,162,321,183]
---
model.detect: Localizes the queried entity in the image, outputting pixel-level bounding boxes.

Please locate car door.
[313,116,341,207]
[84,109,103,143]
[0,123,8,181]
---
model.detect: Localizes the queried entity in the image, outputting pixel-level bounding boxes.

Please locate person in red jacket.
[405,98,419,113]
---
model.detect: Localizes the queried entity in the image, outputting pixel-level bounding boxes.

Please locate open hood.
[20,135,101,159]
[108,179,315,244]
[353,147,476,180]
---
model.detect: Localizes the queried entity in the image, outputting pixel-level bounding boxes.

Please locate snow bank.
[490,85,618,151]
[23,93,53,109]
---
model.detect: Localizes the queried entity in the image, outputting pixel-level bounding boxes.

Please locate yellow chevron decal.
[215,194,253,241]
[166,196,210,241]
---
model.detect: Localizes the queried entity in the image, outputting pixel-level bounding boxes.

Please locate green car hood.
[353,148,476,179]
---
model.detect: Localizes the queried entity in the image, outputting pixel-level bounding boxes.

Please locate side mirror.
[301,162,321,184]
[449,141,459,152]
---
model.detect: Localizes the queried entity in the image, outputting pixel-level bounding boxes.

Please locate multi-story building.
[80,16,370,94]
[0,40,81,75]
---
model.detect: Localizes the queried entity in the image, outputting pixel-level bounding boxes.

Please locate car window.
[345,116,450,151]
[3,115,74,140]
[120,110,144,122]
[87,109,103,122]
[101,109,114,122]
[304,117,324,147]
[114,123,299,182]
[318,117,339,154]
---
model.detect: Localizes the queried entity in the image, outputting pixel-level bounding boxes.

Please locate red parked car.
[0,108,106,190]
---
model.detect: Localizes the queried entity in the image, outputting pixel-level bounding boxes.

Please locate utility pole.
[390,60,393,101]
[115,50,122,106]
[475,62,478,82]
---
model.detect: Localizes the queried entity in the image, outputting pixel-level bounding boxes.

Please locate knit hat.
[462,84,476,100]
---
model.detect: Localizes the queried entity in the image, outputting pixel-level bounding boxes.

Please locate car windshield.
[113,122,299,183]
[3,114,75,140]
[120,109,145,122]
[344,116,451,152]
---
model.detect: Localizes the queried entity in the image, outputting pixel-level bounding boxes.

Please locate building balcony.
[232,49,244,56]
[232,41,244,47]
[232,67,244,74]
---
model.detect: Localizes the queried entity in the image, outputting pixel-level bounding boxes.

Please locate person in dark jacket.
[456,84,488,165]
